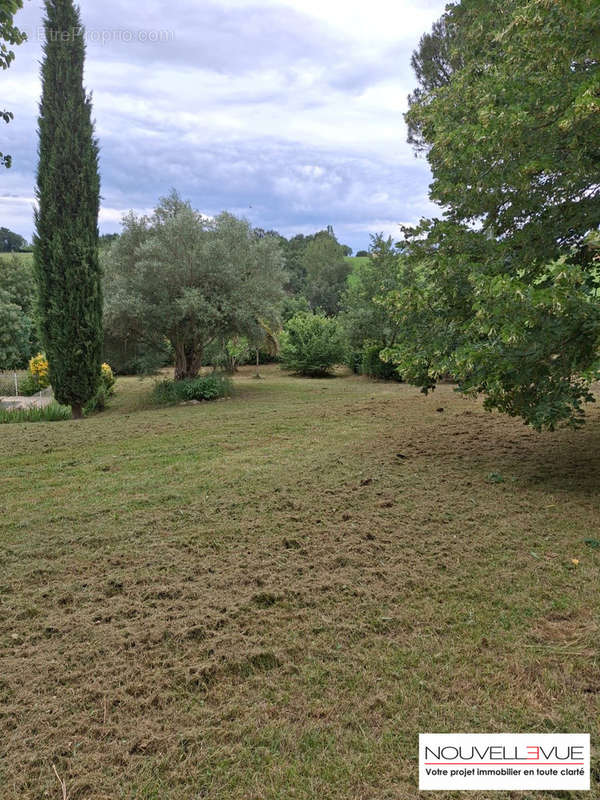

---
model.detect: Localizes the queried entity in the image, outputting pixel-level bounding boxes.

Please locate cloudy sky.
[1,0,445,251]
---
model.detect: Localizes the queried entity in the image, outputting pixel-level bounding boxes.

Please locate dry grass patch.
[1,366,598,799]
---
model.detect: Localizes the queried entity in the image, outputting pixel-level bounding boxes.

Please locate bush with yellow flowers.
[23,356,117,409]
[101,362,116,395]
[84,362,116,414]
[28,353,50,389]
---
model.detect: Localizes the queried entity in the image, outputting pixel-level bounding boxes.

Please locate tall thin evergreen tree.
[34,0,102,419]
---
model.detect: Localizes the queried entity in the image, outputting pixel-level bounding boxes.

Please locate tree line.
[1,0,598,428]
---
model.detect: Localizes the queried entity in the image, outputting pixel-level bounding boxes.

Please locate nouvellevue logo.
[419,733,590,791]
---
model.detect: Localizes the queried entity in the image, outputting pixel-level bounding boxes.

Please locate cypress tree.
[34,0,102,419]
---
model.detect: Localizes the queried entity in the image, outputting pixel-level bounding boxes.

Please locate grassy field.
[1,366,598,799]
[0,251,33,264]
[345,256,370,291]
[345,256,370,265]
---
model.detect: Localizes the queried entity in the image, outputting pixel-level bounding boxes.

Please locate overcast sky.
[1,0,445,251]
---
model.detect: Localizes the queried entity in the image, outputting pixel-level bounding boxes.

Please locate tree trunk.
[255,348,261,379]
[174,341,187,380]
[187,348,203,379]
[174,341,203,380]
[71,403,83,420]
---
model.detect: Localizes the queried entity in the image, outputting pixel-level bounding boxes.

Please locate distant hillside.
[344,256,369,267]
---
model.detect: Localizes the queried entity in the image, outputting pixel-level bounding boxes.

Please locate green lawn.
[1,366,598,799]
[0,251,33,264]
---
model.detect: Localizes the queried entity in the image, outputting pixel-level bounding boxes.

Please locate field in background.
[0,251,33,263]
[1,366,598,798]
[345,254,369,271]
[345,255,370,290]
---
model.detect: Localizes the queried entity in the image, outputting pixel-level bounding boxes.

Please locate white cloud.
[2,0,447,250]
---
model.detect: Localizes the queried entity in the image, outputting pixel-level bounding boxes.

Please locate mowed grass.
[1,366,599,799]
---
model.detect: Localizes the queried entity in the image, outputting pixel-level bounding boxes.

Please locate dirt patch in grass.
[1,367,598,798]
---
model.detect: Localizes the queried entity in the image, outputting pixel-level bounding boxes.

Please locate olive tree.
[104,192,286,379]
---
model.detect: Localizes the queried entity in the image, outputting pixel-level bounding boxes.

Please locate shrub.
[361,344,402,381]
[28,353,50,389]
[18,374,42,396]
[280,312,346,377]
[152,374,232,405]
[84,386,109,414]
[0,401,71,424]
[345,348,363,375]
[83,362,116,415]
[101,362,116,394]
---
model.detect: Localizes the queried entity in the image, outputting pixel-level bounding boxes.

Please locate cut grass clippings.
[0,365,598,799]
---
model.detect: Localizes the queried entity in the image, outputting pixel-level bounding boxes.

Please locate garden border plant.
[151,374,233,406]
[0,402,71,424]
[279,312,346,377]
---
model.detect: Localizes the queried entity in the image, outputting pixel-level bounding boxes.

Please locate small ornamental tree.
[34,0,102,419]
[280,312,346,377]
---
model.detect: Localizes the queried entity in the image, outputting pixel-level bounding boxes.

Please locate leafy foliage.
[28,352,50,389]
[0,401,71,424]
[34,0,103,418]
[207,336,251,374]
[0,227,27,251]
[0,254,39,366]
[104,192,286,380]
[101,362,116,394]
[340,235,406,381]
[407,0,599,261]
[341,234,404,364]
[280,312,346,377]
[152,374,232,405]
[1,0,27,169]
[384,223,600,429]
[84,362,117,413]
[302,230,351,315]
[391,0,600,429]
[361,344,402,382]
[0,290,31,370]
[281,294,311,324]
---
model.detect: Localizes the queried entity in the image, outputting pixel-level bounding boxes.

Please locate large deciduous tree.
[407,0,599,262]
[104,192,286,380]
[387,0,600,430]
[34,0,102,419]
[0,226,27,251]
[342,234,404,355]
[0,289,31,370]
[0,253,39,364]
[302,228,351,315]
